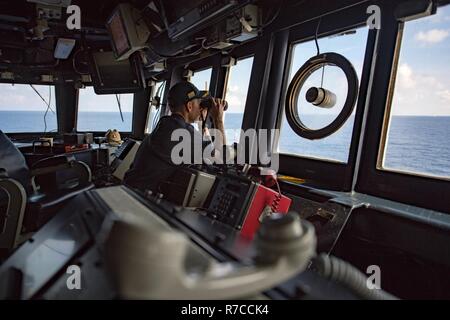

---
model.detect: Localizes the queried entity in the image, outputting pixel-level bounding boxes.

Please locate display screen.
[108,10,131,58]
[91,51,144,94]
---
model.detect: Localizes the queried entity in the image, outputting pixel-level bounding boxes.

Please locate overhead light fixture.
[27,0,72,7]
[54,38,76,59]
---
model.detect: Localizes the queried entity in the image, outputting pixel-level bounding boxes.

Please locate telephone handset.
[111,139,141,181]
[105,210,316,300]
[114,139,136,160]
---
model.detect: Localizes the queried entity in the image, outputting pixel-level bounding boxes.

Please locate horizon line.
[1,110,450,117]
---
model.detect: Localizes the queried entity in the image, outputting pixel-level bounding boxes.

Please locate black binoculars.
[200,97,228,111]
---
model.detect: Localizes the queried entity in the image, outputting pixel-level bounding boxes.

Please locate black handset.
[110,139,137,172]
[115,139,136,160]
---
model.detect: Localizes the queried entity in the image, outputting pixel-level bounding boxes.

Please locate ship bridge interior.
[0,0,449,300]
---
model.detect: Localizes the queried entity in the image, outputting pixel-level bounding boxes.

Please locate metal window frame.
[75,86,134,133]
[355,1,450,213]
[273,3,375,191]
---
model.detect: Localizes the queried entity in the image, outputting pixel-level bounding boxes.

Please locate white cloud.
[438,90,450,103]
[225,84,250,112]
[0,84,133,112]
[429,10,446,23]
[396,63,443,91]
[392,63,450,115]
[397,63,417,89]
[77,87,133,112]
[415,29,449,44]
[0,94,26,105]
[227,84,240,93]
[0,84,53,111]
[225,93,245,113]
[428,8,450,23]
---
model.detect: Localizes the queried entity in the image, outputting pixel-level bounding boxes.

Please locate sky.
[391,5,450,116]
[0,5,449,118]
[0,84,134,112]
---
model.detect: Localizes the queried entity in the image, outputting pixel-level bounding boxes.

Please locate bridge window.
[279,27,368,163]
[0,84,57,133]
[379,5,450,179]
[224,56,254,144]
[190,68,212,92]
[189,68,212,131]
[77,86,133,132]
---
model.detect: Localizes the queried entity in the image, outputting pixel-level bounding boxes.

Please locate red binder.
[240,184,292,238]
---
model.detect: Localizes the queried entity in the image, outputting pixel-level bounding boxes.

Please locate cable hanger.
[314,18,326,88]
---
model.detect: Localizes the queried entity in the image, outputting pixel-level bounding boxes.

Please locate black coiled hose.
[312,254,399,300]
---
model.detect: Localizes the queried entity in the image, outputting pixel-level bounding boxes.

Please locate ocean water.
[0,111,133,133]
[1,111,449,178]
[383,116,450,177]
[277,115,450,178]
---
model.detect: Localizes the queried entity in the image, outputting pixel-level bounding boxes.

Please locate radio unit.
[206,174,292,238]
[159,167,292,238]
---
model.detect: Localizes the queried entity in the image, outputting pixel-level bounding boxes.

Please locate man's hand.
[209,98,226,126]
[203,97,227,151]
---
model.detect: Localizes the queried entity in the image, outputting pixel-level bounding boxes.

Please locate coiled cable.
[312,253,399,300]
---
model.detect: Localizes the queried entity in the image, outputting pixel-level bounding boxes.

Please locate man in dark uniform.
[123,81,227,191]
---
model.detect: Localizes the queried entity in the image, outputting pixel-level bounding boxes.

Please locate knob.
[254,212,316,265]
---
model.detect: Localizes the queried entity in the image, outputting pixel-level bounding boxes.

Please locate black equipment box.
[159,168,216,208]
[63,133,94,145]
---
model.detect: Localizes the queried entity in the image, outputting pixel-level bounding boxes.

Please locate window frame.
[356,1,450,214]
[376,19,450,181]
[222,53,255,144]
[274,3,376,191]
[186,55,216,94]
[76,85,134,133]
[189,67,213,92]
[185,41,257,98]
[223,54,255,101]
[222,41,256,135]
[178,61,217,128]
[0,83,58,135]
